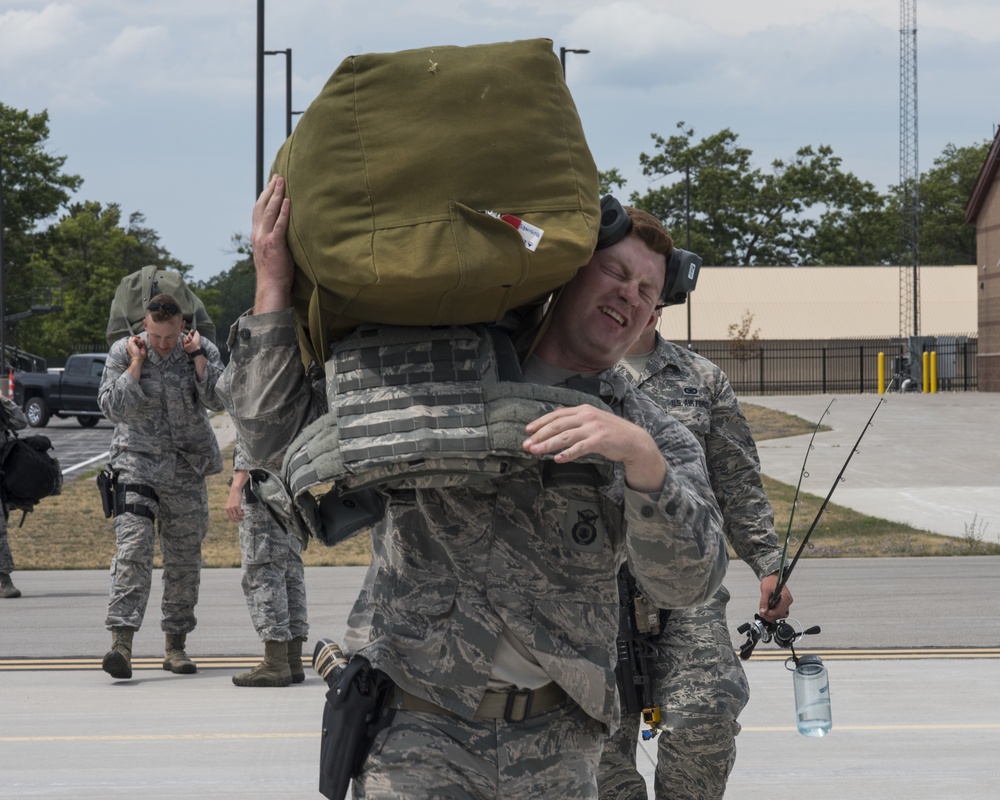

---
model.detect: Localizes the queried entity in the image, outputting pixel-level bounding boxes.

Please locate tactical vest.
[252,324,616,548]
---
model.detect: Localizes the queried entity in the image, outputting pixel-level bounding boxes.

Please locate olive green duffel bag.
[271,38,600,365]
[106,265,216,347]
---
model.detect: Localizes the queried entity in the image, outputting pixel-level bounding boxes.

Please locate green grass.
[7,404,996,570]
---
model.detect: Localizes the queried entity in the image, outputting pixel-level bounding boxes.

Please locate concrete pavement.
[2,560,998,799]
[212,390,1000,544]
[214,392,1000,544]
[743,392,1000,544]
[3,396,999,798]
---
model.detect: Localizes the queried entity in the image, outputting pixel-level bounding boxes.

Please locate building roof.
[657,265,977,341]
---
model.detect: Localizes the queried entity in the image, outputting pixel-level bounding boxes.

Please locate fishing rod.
[738,388,893,660]
[771,398,835,603]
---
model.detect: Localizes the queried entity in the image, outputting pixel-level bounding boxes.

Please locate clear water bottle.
[791,654,832,737]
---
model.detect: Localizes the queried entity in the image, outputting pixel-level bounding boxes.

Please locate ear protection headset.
[596,195,702,307]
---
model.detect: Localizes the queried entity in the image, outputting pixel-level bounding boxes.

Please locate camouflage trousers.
[105,469,208,634]
[0,514,14,575]
[239,495,308,642]
[354,701,605,799]
[0,515,14,574]
[597,585,749,800]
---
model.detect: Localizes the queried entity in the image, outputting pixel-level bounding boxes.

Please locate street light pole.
[255,0,265,199]
[264,48,294,137]
[559,47,590,77]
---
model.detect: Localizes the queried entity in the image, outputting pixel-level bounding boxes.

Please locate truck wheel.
[25,397,51,428]
[78,416,100,428]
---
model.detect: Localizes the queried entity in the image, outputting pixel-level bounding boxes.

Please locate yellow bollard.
[930,351,937,394]
[878,352,885,394]
[922,351,930,393]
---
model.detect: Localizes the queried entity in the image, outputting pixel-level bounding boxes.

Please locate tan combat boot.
[287,637,307,684]
[0,572,21,599]
[232,641,292,687]
[163,632,198,674]
[102,627,135,679]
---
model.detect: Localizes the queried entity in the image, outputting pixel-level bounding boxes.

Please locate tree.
[910,140,990,266]
[632,123,876,266]
[598,168,627,195]
[191,234,256,361]
[17,202,198,355]
[0,104,83,304]
[808,173,894,266]
[122,211,193,277]
[20,202,135,353]
[727,310,761,359]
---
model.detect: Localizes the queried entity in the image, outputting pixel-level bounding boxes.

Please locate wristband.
[187,348,207,360]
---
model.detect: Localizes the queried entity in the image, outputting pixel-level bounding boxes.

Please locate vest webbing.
[264,324,617,547]
[285,324,614,497]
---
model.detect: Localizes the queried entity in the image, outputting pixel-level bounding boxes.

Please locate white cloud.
[103,24,169,61]
[0,3,82,65]
[2,0,998,283]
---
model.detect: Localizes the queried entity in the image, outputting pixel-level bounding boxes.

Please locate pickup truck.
[11,353,108,428]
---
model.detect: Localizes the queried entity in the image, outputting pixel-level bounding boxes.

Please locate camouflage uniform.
[234,441,308,643]
[219,309,727,799]
[599,333,783,800]
[99,333,224,634]
[0,395,28,575]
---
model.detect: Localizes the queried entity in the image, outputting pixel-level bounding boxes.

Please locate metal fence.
[59,335,980,395]
[690,336,978,395]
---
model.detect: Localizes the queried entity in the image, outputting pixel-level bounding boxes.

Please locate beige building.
[965,126,1000,392]
[658,264,977,342]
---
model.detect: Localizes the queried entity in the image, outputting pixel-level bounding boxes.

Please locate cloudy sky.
[2,1,998,283]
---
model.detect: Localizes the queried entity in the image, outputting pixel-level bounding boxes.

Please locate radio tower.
[899,0,919,339]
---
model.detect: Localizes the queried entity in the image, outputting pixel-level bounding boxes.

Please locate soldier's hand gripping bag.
[318,656,394,800]
[270,38,601,365]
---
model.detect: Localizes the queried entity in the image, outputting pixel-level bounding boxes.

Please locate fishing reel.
[738,615,821,661]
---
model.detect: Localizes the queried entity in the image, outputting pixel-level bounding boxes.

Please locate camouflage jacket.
[620,333,782,580]
[99,334,225,482]
[219,309,726,728]
[1,394,28,436]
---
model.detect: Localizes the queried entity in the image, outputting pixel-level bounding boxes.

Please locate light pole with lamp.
[256,0,265,198]
[256,0,303,197]
[263,48,298,138]
[559,47,590,77]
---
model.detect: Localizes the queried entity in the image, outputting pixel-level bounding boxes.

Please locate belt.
[393,682,568,723]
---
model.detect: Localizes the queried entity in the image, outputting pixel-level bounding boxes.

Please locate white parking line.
[62,451,110,474]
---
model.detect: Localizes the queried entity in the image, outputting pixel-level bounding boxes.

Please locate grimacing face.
[144,315,185,356]
[542,234,663,372]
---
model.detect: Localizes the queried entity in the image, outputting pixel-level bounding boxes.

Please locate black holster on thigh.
[97,465,158,522]
[318,655,395,800]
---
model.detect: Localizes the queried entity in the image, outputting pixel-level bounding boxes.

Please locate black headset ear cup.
[597,195,632,249]
[660,249,702,306]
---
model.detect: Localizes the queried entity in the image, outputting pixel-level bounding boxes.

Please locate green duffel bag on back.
[106,265,216,347]
[271,38,600,365]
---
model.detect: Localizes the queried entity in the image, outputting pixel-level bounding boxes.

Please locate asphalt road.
[23,414,114,480]
[6,395,998,798]
[30,410,235,483]
[3,558,997,660]
[2,559,997,800]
